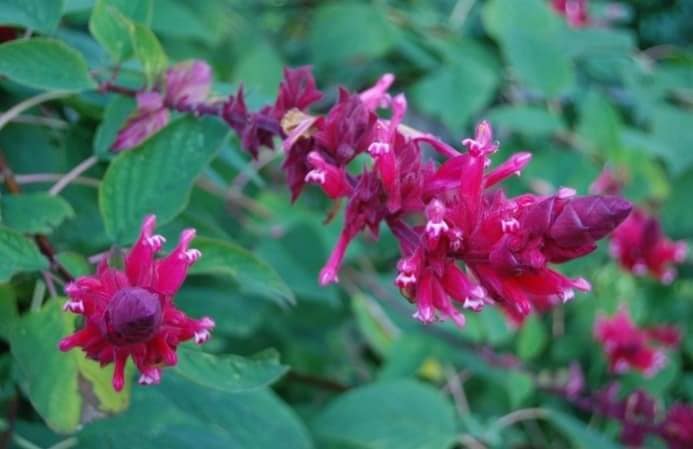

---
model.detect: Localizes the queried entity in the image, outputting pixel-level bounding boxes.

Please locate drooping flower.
[594,308,679,376]
[610,208,687,284]
[273,68,631,327]
[112,60,213,151]
[273,65,323,119]
[59,215,214,392]
[112,92,169,152]
[551,0,590,27]
[400,121,629,324]
[661,404,693,449]
[165,60,212,108]
[222,86,281,158]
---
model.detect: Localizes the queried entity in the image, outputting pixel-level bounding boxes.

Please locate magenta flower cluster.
[271,68,631,326]
[594,307,680,376]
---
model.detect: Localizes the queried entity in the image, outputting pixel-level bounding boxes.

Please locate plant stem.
[0,151,75,283]
[0,91,72,133]
[49,156,99,196]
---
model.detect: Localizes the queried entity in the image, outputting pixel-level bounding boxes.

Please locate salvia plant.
[0,0,691,448]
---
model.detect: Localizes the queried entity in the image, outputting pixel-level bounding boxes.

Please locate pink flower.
[112,60,212,152]
[661,404,693,449]
[273,68,631,327]
[273,66,323,119]
[111,92,169,152]
[594,308,679,376]
[222,86,280,158]
[59,215,213,392]
[551,0,590,27]
[165,60,212,108]
[610,208,687,284]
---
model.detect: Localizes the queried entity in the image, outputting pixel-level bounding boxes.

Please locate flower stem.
[49,155,99,196]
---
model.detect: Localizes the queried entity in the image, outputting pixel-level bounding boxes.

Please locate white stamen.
[138,370,161,385]
[501,218,520,233]
[63,299,84,314]
[305,169,326,184]
[413,307,436,324]
[368,141,390,156]
[425,219,449,238]
[557,187,576,199]
[463,296,486,312]
[396,272,417,287]
[559,289,575,303]
[145,234,166,249]
[194,329,211,344]
[471,285,487,299]
[449,229,464,251]
[572,277,591,292]
[182,249,202,264]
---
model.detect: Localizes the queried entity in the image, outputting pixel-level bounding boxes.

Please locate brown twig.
[285,370,350,393]
[0,393,18,449]
[0,151,74,283]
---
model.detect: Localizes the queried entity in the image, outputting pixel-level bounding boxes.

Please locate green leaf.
[651,105,693,176]
[479,307,513,345]
[0,38,95,91]
[232,40,283,98]
[378,335,431,381]
[412,59,499,131]
[0,284,17,341]
[313,380,456,449]
[577,89,623,156]
[89,0,152,62]
[564,28,635,59]
[94,95,137,158]
[128,21,168,86]
[516,315,548,360]
[150,0,212,43]
[0,227,48,282]
[663,168,693,239]
[11,301,131,433]
[505,372,535,408]
[177,279,271,337]
[99,117,228,244]
[174,347,288,394]
[486,105,565,136]
[352,293,399,357]
[255,222,338,304]
[80,375,314,449]
[1,193,74,234]
[0,0,64,34]
[56,251,93,277]
[189,236,294,306]
[546,409,623,449]
[310,2,397,67]
[483,0,573,96]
